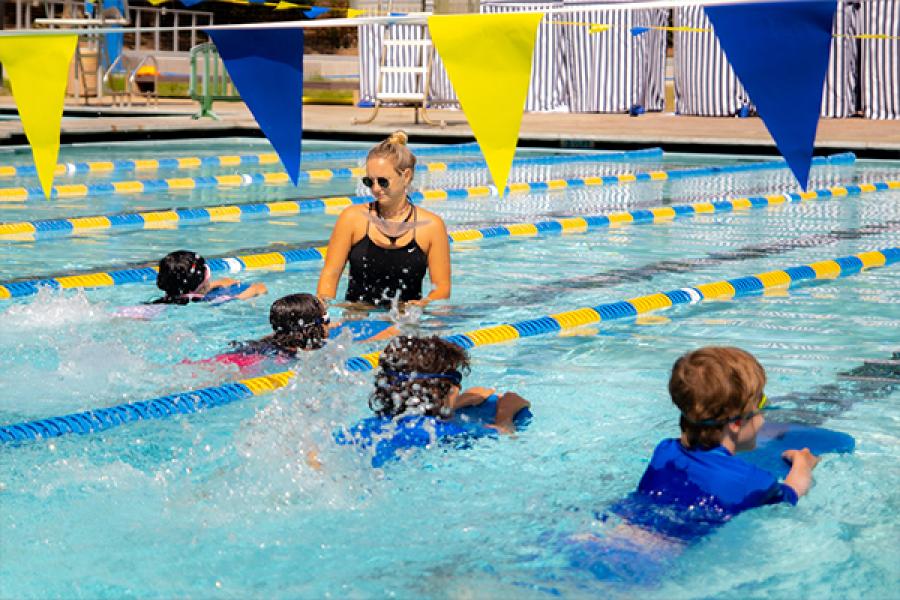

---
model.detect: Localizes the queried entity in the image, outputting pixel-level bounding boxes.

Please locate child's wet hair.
[370,335,470,418]
[267,293,328,351]
[670,346,767,449]
[366,130,417,175]
[153,250,207,304]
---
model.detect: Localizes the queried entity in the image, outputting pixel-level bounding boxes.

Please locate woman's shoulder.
[415,204,446,223]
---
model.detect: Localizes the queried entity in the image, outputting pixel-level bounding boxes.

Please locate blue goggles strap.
[381,368,463,387]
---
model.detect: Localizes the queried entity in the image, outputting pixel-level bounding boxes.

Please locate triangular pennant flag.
[346,8,366,18]
[207,29,304,184]
[303,5,329,18]
[429,13,542,196]
[275,1,300,9]
[589,24,611,34]
[630,26,650,36]
[179,0,204,6]
[0,35,77,198]
[705,1,836,190]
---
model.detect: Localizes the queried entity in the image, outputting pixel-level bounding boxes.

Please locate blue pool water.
[0,138,898,598]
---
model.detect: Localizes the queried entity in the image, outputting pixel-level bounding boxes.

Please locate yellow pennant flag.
[346,8,366,18]
[429,13,542,196]
[0,35,77,199]
[275,1,300,9]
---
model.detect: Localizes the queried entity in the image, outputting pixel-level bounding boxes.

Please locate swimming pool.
[0,138,898,598]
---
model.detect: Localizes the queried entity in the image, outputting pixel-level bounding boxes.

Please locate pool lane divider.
[0,152,855,241]
[1,247,896,444]
[1,176,896,300]
[0,141,484,179]
[0,147,665,202]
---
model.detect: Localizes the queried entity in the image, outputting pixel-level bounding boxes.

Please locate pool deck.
[1,98,898,157]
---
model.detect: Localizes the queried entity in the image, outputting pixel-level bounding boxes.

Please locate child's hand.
[493,392,530,434]
[782,447,819,498]
[782,447,820,470]
[453,387,496,409]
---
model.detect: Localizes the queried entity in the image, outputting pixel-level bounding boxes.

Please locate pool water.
[0,139,898,598]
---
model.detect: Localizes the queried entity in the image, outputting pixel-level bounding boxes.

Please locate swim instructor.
[316,131,451,308]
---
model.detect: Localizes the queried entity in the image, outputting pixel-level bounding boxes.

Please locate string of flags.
[0,0,874,198]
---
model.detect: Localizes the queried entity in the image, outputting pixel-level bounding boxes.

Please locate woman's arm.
[317,209,358,301]
[415,216,451,305]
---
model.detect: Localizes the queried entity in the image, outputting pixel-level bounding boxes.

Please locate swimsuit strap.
[372,200,414,245]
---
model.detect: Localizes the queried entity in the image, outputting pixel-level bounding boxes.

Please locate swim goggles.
[684,394,768,427]
[362,176,391,189]
[381,368,463,387]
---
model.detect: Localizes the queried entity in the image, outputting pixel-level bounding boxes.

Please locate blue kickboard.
[742,422,855,477]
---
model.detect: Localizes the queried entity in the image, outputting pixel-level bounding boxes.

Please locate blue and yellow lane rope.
[0,142,484,179]
[0,153,859,241]
[0,148,665,202]
[0,151,851,203]
[1,247,896,444]
[1,177,896,300]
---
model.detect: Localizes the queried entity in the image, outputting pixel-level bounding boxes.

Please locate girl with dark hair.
[336,336,530,467]
[207,293,398,369]
[152,250,267,305]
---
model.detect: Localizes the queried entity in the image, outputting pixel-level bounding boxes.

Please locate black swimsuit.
[346,202,428,306]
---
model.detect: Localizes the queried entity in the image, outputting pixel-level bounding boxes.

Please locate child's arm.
[452,386,496,410]
[782,447,820,497]
[209,277,239,289]
[492,392,530,434]
[236,282,267,300]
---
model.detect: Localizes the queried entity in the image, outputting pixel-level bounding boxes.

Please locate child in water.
[209,293,397,369]
[152,250,267,305]
[621,346,819,539]
[336,335,530,467]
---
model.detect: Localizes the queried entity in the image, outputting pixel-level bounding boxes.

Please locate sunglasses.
[686,394,768,427]
[361,176,390,189]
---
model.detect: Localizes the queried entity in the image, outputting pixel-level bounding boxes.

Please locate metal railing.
[189,42,241,119]
[12,0,214,54]
[131,5,214,53]
[102,53,160,106]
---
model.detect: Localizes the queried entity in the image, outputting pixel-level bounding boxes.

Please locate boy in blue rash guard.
[336,335,530,467]
[621,347,819,539]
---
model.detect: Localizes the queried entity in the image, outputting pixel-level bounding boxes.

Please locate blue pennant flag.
[630,26,650,36]
[304,6,330,18]
[207,29,304,185]
[705,0,837,190]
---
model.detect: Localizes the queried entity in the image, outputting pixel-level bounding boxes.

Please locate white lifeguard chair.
[352,1,446,127]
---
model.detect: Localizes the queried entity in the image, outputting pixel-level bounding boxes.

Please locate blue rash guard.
[335,395,532,467]
[613,439,798,541]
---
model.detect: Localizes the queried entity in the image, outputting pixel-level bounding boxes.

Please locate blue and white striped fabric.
[822,1,859,118]
[674,2,859,118]
[673,6,750,116]
[480,1,569,112]
[560,2,667,113]
[860,0,900,119]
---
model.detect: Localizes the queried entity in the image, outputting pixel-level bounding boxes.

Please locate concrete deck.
[1,98,898,157]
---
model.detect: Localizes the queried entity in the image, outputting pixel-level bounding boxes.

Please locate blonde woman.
[317,131,451,307]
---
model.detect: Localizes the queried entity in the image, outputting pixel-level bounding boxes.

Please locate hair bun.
[387,130,408,146]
